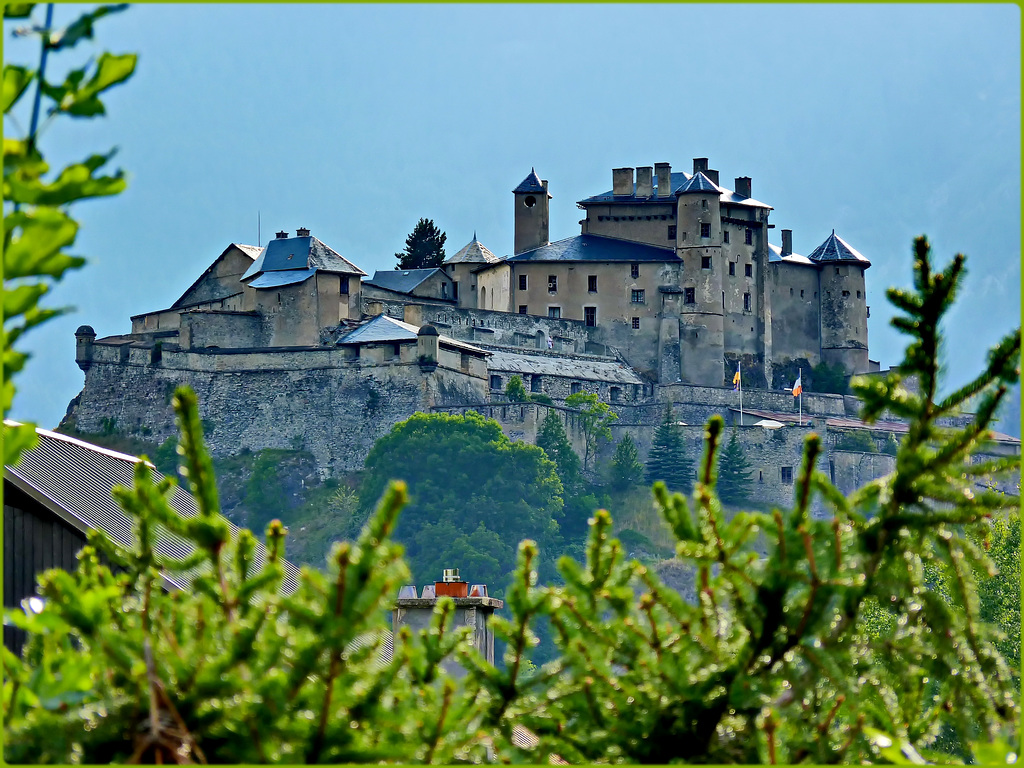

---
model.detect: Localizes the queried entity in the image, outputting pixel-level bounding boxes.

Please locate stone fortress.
[65,158,1018,508]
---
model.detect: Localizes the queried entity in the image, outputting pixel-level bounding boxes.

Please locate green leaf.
[2,4,35,19]
[56,52,137,118]
[48,5,129,51]
[3,422,38,465]
[2,283,48,321]
[2,65,34,113]
[5,151,126,206]
[3,208,82,279]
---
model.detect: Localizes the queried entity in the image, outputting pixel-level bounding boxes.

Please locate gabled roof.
[365,268,445,294]
[677,171,719,194]
[445,237,501,265]
[336,314,489,356]
[768,242,815,267]
[513,168,546,194]
[503,234,678,264]
[4,423,301,595]
[579,171,772,209]
[242,235,366,282]
[171,243,262,309]
[807,231,871,267]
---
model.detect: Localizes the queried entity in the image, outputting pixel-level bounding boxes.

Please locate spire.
[513,169,546,194]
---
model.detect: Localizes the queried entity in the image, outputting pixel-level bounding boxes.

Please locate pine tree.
[609,434,643,491]
[395,218,446,269]
[716,428,753,505]
[644,409,694,492]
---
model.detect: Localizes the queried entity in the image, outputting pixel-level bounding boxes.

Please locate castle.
[64,157,1017,507]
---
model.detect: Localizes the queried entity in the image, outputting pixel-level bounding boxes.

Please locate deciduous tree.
[565,391,617,472]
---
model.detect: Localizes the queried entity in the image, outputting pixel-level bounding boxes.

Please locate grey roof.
[807,231,871,267]
[445,238,500,265]
[513,169,546,194]
[768,242,816,266]
[337,314,489,356]
[503,234,677,264]
[486,349,644,385]
[4,423,301,595]
[248,268,317,288]
[579,171,772,209]
[242,235,366,281]
[235,243,263,259]
[365,268,443,294]
[677,171,719,194]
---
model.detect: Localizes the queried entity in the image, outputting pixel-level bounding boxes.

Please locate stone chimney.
[403,303,423,327]
[366,301,384,317]
[612,167,635,196]
[296,227,310,237]
[704,168,720,186]
[782,229,793,256]
[655,162,672,197]
[635,166,653,198]
[75,325,96,372]
[734,176,752,199]
[393,568,503,676]
[692,157,709,174]
[275,230,289,239]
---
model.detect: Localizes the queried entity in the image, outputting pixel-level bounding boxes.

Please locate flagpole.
[799,367,802,426]
[739,363,743,426]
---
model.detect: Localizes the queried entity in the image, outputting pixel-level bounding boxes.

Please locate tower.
[513,169,550,255]
[808,230,871,375]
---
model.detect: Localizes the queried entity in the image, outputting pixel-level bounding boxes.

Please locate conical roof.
[807,230,871,266]
[676,171,720,194]
[513,168,546,194]
[445,236,500,265]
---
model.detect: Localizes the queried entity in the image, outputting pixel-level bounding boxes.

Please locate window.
[588,275,598,292]
[700,222,711,238]
[631,316,640,330]
[453,282,459,300]
[701,199,708,209]
[781,466,794,484]
[857,290,861,298]
[518,304,528,314]
[490,375,502,390]
[570,382,582,395]
[518,274,528,291]
[548,306,561,319]
[723,230,730,244]
[684,287,696,304]
[800,289,804,298]
[531,376,542,393]
[729,262,736,276]
[548,275,557,293]
[745,263,752,277]
[392,343,401,359]
[701,255,712,270]
[835,267,840,275]
[745,229,753,245]
[667,225,676,240]
[340,276,350,295]
[842,290,850,298]
[584,306,597,327]
[631,289,646,304]
[610,386,621,402]
[630,263,640,279]
[743,292,751,312]
[441,283,448,299]
[524,195,536,208]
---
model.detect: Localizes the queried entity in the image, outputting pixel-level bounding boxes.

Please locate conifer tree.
[609,434,643,491]
[644,408,694,492]
[394,218,446,269]
[715,428,753,505]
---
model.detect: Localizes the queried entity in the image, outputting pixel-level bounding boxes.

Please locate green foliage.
[2,3,136,464]
[644,408,694,493]
[535,409,600,541]
[882,431,901,456]
[716,428,753,505]
[812,359,849,394]
[835,428,878,453]
[359,411,563,592]
[394,217,446,270]
[528,392,553,405]
[504,374,528,402]
[609,434,643,491]
[565,390,618,471]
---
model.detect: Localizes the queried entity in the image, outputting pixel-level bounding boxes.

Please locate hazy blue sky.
[5,3,1020,429]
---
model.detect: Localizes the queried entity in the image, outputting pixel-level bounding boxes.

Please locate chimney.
[403,303,423,327]
[692,157,709,174]
[296,227,310,237]
[541,179,549,194]
[635,166,653,198]
[704,168,719,186]
[655,162,672,197]
[275,230,289,239]
[393,568,504,676]
[734,176,752,198]
[782,229,793,256]
[612,167,634,196]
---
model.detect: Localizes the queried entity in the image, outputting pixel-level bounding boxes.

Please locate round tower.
[512,169,550,255]
[675,171,725,386]
[75,325,96,372]
[808,230,870,375]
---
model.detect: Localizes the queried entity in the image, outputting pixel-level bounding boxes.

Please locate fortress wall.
[829,450,895,496]
[657,382,846,416]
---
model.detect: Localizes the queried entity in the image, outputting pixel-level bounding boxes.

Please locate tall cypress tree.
[715,428,753,505]
[644,409,694,493]
[395,218,446,269]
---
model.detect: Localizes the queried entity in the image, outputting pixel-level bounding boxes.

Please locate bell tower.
[513,168,550,254]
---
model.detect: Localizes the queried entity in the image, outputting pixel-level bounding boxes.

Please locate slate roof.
[445,237,501,265]
[807,231,871,267]
[579,171,772,209]
[248,268,317,288]
[365,268,444,294]
[234,243,263,259]
[242,235,366,282]
[768,242,816,266]
[513,169,546,194]
[337,314,489,356]
[503,234,678,264]
[487,349,644,384]
[4,423,301,595]
[677,171,719,194]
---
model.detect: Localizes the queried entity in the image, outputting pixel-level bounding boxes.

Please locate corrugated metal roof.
[504,234,677,264]
[807,231,871,266]
[768,242,816,266]
[579,171,772,209]
[365,268,442,294]
[4,423,301,595]
[248,268,316,288]
[487,349,644,384]
[513,169,546,194]
[445,238,501,265]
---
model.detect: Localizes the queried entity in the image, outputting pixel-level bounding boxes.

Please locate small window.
[524,195,536,208]
[548,306,561,319]
[519,274,528,291]
[610,386,621,402]
[548,275,557,293]
[490,375,502,390]
[518,304,528,315]
[842,290,850,298]
[744,264,751,278]
[588,275,598,292]
[584,306,597,327]
[800,289,804,298]
[630,263,640,279]
[857,290,861,298]
[667,225,677,240]
[340,276,350,295]
[631,289,646,304]
[743,293,751,312]
[441,283,448,299]
[684,287,696,304]
[700,222,711,238]
[701,199,708,209]
[781,466,794,484]
[631,316,640,330]
[570,382,582,395]
[723,230,730,244]
[453,282,459,300]
[531,376,542,393]
[745,229,753,245]
[392,343,402,359]
[835,267,840,275]
[729,262,736,276]
[701,255,712,270]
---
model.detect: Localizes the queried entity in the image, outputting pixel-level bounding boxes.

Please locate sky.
[5,3,1021,431]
